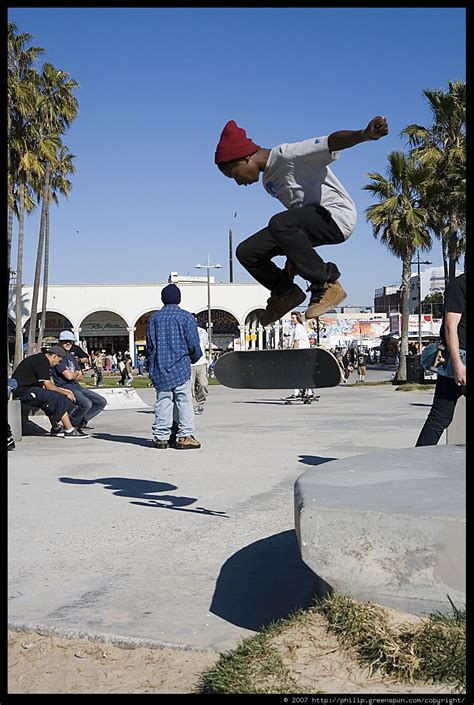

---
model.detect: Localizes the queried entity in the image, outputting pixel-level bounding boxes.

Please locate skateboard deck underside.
[214,349,341,389]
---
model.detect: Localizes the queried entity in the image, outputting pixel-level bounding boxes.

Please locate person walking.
[191,323,209,415]
[357,349,367,383]
[286,311,315,399]
[342,349,353,383]
[93,350,105,387]
[214,116,388,325]
[416,273,466,446]
[123,354,134,386]
[51,330,107,431]
[146,284,202,449]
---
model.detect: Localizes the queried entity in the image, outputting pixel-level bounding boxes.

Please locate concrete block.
[93,387,151,410]
[8,400,22,442]
[295,445,465,617]
[446,394,466,445]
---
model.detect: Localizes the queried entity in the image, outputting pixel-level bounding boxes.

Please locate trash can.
[406,354,424,383]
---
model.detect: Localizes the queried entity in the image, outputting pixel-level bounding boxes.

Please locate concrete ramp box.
[446,394,466,445]
[294,445,465,617]
[94,388,151,410]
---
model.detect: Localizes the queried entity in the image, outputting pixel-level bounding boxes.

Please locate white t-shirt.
[290,323,311,349]
[262,135,357,239]
[192,327,209,366]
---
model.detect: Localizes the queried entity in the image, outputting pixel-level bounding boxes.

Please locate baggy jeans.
[236,204,346,295]
[152,378,195,441]
[68,387,108,426]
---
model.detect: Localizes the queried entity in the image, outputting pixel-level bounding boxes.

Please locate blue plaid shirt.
[146,305,201,391]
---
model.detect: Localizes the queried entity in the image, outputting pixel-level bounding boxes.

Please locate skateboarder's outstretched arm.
[327,116,388,152]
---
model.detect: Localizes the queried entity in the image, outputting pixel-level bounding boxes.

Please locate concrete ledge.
[446,394,466,445]
[294,445,465,616]
[8,400,22,442]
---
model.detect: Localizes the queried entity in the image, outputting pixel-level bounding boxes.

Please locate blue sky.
[9,7,466,306]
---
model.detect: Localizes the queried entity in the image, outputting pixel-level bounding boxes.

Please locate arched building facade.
[8,277,282,364]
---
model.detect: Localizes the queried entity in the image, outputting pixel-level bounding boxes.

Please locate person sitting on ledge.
[11,345,89,439]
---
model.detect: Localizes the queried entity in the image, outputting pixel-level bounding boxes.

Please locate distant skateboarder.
[215,116,388,325]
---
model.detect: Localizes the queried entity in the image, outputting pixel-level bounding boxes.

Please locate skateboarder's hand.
[453,361,466,387]
[364,116,388,140]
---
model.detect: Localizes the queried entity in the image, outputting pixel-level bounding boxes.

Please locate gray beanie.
[47,345,67,359]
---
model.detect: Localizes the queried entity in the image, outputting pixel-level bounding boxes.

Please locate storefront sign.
[81,322,128,335]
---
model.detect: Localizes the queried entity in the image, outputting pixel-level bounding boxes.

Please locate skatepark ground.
[8,366,464,694]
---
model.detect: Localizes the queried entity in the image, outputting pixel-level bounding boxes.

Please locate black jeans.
[415,374,466,446]
[236,204,345,296]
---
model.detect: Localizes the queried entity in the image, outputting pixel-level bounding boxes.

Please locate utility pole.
[411,252,432,353]
[195,255,222,363]
[229,212,237,283]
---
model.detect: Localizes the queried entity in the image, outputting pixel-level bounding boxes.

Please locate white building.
[408,266,463,314]
[8,275,278,363]
[8,274,400,363]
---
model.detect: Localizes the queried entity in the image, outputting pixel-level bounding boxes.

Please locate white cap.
[58,330,75,341]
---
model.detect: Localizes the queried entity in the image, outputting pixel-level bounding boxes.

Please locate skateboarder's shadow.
[209,530,331,631]
[59,476,228,517]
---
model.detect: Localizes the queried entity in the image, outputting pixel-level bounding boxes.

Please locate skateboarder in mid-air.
[215,116,388,325]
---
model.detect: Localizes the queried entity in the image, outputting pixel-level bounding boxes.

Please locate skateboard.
[421,342,466,378]
[281,394,320,405]
[214,349,342,389]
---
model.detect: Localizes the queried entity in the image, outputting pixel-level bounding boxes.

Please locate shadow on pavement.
[232,399,292,405]
[209,530,327,631]
[92,433,154,447]
[22,420,49,436]
[298,455,338,466]
[59,476,228,517]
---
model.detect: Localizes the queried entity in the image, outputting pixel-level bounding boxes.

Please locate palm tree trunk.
[448,227,458,282]
[7,201,14,281]
[442,237,449,291]
[27,165,50,355]
[394,255,412,382]
[37,204,50,350]
[14,181,25,369]
[7,201,15,368]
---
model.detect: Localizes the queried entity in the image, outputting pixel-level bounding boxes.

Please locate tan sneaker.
[259,284,306,326]
[305,280,347,319]
[174,435,201,450]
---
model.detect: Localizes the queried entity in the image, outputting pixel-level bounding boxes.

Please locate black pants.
[236,204,345,296]
[415,375,466,446]
[15,387,74,423]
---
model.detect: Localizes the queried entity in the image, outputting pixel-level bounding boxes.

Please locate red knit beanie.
[214,120,260,165]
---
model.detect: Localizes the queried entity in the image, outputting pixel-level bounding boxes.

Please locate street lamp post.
[195,255,222,363]
[411,252,432,353]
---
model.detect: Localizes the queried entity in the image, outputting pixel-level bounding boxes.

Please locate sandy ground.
[8,606,460,695]
[8,629,218,694]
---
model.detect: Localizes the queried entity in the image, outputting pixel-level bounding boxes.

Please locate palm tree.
[37,146,76,350]
[8,22,44,368]
[7,22,43,282]
[402,80,466,287]
[364,151,432,382]
[27,63,79,354]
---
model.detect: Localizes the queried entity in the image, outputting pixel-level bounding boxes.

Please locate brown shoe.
[259,284,306,326]
[174,435,201,450]
[305,281,347,319]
